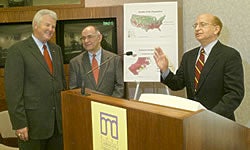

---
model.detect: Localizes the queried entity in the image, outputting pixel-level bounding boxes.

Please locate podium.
[61,89,249,150]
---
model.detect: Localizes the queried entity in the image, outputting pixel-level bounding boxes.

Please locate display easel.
[133,81,170,100]
[133,81,140,100]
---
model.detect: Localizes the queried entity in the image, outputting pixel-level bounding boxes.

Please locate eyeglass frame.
[80,33,99,41]
[192,22,216,29]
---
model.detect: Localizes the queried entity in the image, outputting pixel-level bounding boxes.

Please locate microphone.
[124,51,133,56]
[81,51,133,95]
[125,51,137,57]
[86,51,133,75]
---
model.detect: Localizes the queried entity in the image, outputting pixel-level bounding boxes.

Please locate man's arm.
[4,45,28,130]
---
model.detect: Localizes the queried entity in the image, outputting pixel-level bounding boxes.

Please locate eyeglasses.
[192,22,215,29]
[80,34,98,41]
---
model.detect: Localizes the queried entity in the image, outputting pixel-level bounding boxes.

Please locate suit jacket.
[4,37,67,139]
[69,49,124,98]
[162,41,244,120]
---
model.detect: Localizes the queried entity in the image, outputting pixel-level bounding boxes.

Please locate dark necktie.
[92,54,99,84]
[194,48,205,91]
[43,45,53,74]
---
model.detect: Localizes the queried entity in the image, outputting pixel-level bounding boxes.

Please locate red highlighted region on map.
[128,57,150,75]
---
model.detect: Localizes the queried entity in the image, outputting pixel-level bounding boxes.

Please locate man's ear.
[34,22,38,29]
[98,34,103,41]
[214,25,220,35]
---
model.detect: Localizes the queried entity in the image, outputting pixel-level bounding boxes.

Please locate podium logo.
[100,112,119,140]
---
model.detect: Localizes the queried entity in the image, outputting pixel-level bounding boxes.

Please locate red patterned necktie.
[92,54,99,84]
[194,48,205,91]
[43,45,53,74]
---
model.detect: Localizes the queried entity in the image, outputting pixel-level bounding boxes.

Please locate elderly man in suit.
[4,9,67,150]
[153,13,244,121]
[69,25,124,98]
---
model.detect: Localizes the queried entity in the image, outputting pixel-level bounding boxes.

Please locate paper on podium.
[139,93,206,111]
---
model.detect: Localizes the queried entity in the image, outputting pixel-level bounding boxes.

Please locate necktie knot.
[43,44,46,50]
[201,48,205,54]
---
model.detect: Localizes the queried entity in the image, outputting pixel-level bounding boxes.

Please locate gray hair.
[32,9,57,29]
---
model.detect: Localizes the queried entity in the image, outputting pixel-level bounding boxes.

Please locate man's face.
[33,15,56,43]
[81,26,102,53]
[193,14,220,46]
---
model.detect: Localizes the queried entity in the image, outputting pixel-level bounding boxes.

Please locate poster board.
[123,2,178,82]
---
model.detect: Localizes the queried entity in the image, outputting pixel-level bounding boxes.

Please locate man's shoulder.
[7,37,32,52]
[102,49,117,56]
[214,41,239,54]
[69,51,87,63]
[183,46,199,56]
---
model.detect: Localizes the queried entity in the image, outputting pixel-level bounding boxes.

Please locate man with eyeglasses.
[153,13,244,121]
[69,25,124,98]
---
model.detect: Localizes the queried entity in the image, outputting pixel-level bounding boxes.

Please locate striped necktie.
[194,48,205,91]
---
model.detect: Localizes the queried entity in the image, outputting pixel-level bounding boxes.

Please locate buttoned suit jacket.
[69,49,124,98]
[162,41,244,120]
[4,37,67,139]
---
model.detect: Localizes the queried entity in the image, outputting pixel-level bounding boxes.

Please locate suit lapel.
[96,50,110,88]
[189,48,199,84]
[197,42,221,90]
[83,52,97,87]
[186,47,199,93]
[26,37,52,75]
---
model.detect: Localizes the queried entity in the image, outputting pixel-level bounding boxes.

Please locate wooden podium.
[61,89,249,150]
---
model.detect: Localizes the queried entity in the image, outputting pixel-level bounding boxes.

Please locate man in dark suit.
[69,25,124,98]
[153,13,244,121]
[4,9,67,150]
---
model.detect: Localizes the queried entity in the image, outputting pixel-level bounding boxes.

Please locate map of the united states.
[130,14,166,32]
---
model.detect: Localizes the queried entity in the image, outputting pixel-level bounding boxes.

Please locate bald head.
[80,25,102,53]
[196,13,223,35]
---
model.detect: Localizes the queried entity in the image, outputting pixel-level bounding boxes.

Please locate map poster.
[124,2,178,82]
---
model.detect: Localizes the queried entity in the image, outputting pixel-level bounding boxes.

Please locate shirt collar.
[200,39,218,55]
[32,34,48,50]
[88,48,101,57]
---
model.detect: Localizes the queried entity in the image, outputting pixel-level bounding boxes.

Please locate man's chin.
[84,47,94,52]
[195,36,203,41]
[45,34,53,40]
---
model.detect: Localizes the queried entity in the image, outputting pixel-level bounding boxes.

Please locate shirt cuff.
[161,69,170,80]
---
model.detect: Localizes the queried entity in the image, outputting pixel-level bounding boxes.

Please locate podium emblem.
[100,112,119,140]
[91,101,128,150]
